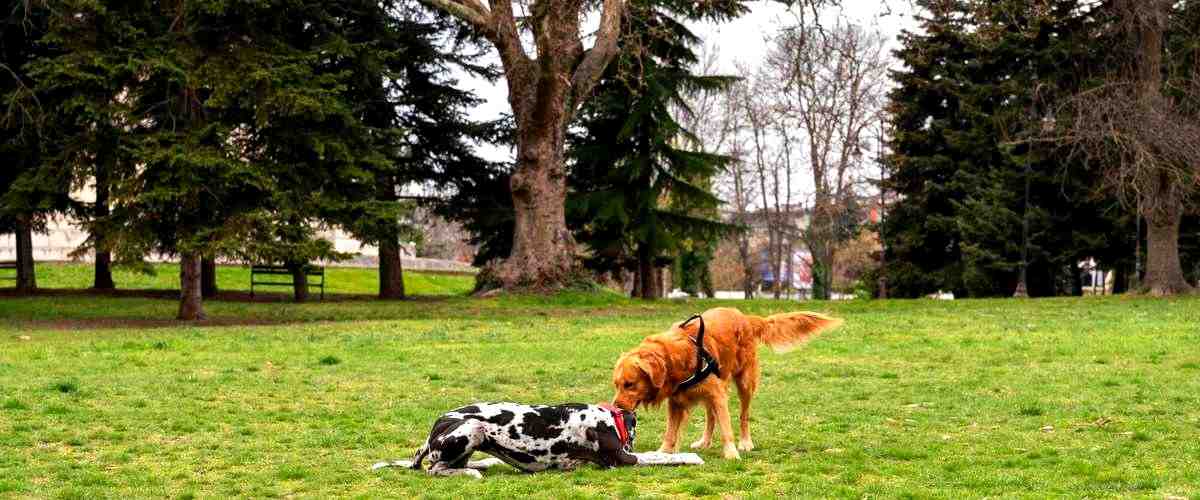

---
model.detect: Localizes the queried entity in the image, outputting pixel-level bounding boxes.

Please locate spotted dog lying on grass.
[373,402,702,479]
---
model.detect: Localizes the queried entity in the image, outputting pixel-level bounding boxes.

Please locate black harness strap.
[675,314,720,393]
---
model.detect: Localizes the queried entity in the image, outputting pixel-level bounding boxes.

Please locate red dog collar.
[599,403,630,447]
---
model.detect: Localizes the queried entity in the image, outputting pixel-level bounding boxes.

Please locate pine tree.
[329,0,495,299]
[883,0,1134,298]
[568,0,741,299]
[0,0,71,292]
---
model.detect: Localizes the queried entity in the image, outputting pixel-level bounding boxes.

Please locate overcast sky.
[463,1,920,162]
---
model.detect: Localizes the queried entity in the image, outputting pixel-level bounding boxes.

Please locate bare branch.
[419,0,492,34]
[567,0,625,115]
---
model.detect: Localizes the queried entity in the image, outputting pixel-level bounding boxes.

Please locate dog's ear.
[633,353,667,389]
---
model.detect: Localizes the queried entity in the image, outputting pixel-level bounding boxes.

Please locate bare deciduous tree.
[1054,0,1199,296]
[766,18,889,299]
[713,77,759,298]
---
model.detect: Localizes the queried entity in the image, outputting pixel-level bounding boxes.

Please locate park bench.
[0,261,16,283]
[250,264,325,300]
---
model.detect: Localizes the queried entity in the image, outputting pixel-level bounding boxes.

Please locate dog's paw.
[656,445,678,454]
[722,444,741,460]
[689,438,712,449]
[738,438,754,452]
[464,469,483,480]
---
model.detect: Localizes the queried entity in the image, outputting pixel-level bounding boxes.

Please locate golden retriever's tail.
[750,311,843,353]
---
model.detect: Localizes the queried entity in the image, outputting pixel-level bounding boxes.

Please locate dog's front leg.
[658,400,689,453]
[690,405,715,449]
[710,386,740,459]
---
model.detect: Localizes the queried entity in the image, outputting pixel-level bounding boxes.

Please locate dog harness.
[675,314,720,393]
[599,403,632,449]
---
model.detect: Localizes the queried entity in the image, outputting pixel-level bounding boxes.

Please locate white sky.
[463,1,920,162]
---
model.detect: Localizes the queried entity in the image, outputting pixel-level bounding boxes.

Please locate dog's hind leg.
[735,361,759,451]
[427,461,483,479]
[465,457,505,470]
[710,385,740,460]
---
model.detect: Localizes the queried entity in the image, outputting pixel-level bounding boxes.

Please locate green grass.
[1,294,1199,498]
[30,262,475,297]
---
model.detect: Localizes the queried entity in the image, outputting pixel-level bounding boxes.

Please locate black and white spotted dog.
[376,402,638,478]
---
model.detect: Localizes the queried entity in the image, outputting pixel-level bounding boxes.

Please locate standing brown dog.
[611,307,842,459]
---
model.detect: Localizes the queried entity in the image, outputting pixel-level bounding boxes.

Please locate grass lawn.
[29,262,476,297]
[1,293,1199,498]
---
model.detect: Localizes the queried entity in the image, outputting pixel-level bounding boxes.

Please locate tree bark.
[201,257,217,298]
[496,121,577,290]
[1122,0,1192,296]
[1142,209,1194,295]
[808,196,835,301]
[379,237,405,299]
[178,253,206,320]
[637,244,656,300]
[289,262,310,303]
[631,263,642,298]
[93,166,115,290]
[377,173,406,299]
[14,215,36,292]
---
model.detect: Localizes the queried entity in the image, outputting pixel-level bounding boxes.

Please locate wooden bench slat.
[250,263,325,299]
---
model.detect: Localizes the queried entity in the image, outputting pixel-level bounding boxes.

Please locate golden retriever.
[611,307,842,459]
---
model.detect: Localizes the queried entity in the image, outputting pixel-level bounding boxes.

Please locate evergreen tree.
[883,0,1133,298]
[330,0,495,299]
[0,0,70,292]
[567,0,740,299]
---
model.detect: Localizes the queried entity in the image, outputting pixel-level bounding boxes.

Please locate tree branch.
[419,0,493,36]
[566,0,625,116]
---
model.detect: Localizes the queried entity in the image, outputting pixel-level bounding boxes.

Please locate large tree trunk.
[376,173,405,299]
[1124,0,1192,296]
[494,93,577,291]
[289,262,310,303]
[379,238,405,299]
[93,166,115,290]
[636,244,656,300]
[1142,208,1194,295]
[201,257,217,298]
[14,215,36,292]
[178,253,206,320]
[424,0,624,293]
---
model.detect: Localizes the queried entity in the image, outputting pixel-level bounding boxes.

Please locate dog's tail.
[409,440,430,471]
[749,311,843,353]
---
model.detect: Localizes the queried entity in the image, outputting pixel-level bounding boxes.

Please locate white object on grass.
[631,452,705,466]
[372,460,414,470]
